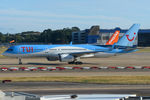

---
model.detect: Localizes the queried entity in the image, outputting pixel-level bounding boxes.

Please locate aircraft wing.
[119,48,137,53]
[69,50,105,57]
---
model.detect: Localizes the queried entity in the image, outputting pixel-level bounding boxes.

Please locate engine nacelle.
[46,57,58,61]
[59,54,74,62]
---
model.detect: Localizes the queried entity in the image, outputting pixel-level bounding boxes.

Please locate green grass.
[1,76,150,84]
[0,46,7,58]
[136,47,150,53]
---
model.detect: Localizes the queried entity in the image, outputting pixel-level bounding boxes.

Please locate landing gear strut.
[18,58,22,65]
[68,57,83,65]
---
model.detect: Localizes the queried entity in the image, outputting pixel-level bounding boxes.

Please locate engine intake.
[59,54,74,62]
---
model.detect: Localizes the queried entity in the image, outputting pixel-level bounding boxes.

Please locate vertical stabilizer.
[115,24,140,47]
[106,30,120,45]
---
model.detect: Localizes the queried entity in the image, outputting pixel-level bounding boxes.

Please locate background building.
[72,26,100,44]
[72,25,150,46]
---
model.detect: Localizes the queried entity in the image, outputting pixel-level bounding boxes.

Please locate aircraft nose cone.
[2,52,13,57]
[2,52,6,56]
[2,52,9,56]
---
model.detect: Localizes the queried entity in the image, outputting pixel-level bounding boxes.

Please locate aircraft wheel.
[68,62,72,64]
[68,62,74,64]
[78,62,83,65]
[75,61,83,65]
[75,62,78,65]
[19,62,22,65]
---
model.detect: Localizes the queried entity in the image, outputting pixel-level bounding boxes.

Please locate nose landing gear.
[18,58,22,65]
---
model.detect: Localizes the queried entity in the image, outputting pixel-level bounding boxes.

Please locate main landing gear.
[68,61,83,65]
[68,57,83,65]
[18,57,22,65]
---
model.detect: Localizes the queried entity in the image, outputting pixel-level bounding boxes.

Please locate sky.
[0,0,150,33]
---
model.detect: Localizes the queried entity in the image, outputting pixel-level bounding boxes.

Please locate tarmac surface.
[1,52,150,96]
[1,82,150,96]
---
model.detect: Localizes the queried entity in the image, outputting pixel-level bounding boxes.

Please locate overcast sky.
[0,0,149,33]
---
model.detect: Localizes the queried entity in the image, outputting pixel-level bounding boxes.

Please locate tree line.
[0,27,80,44]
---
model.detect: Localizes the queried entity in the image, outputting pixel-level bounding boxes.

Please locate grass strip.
[0,46,7,58]
[1,76,150,84]
[136,47,150,53]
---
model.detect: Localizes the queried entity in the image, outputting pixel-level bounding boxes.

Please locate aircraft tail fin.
[70,41,73,45]
[115,24,140,47]
[106,30,120,45]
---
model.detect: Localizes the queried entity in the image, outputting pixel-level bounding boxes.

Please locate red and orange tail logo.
[106,30,120,45]
[10,40,15,43]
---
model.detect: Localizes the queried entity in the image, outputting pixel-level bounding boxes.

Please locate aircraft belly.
[81,54,94,58]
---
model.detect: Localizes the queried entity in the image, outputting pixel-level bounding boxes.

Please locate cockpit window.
[7,49,13,51]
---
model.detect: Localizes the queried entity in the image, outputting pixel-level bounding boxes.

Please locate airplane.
[2,24,140,65]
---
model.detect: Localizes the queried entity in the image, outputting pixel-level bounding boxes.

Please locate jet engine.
[59,54,74,62]
[46,57,58,61]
